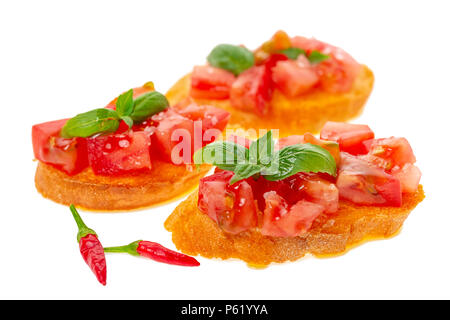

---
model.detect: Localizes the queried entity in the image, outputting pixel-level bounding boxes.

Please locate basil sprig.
[194,131,336,184]
[280,47,305,60]
[61,89,169,138]
[307,50,329,64]
[207,44,254,76]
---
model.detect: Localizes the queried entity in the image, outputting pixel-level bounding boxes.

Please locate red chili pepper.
[69,205,107,285]
[103,240,200,267]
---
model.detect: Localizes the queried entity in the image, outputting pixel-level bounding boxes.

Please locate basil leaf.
[120,116,134,129]
[280,47,305,60]
[194,141,249,170]
[207,44,254,76]
[264,143,336,181]
[249,130,274,165]
[61,108,119,138]
[130,91,169,123]
[229,164,262,185]
[115,89,134,117]
[308,50,329,64]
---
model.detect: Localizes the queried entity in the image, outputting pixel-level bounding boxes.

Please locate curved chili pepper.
[104,240,200,267]
[70,205,107,285]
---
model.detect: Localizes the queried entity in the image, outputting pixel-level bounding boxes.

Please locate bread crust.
[35,161,211,211]
[166,65,374,137]
[164,185,425,265]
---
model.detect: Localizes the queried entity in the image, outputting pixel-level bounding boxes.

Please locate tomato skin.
[277,135,305,150]
[261,191,324,237]
[368,137,416,169]
[336,153,402,207]
[272,56,319,97]
[32,119,88,175]
[190,65,236,100]
[198,171,258,234]
[86,131,152,175]
[230,65,272,115]
[320,122,374,155]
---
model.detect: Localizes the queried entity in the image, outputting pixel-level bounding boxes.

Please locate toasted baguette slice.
[35,161,211,211]
[166,65,374,137]
[165,185,424,265]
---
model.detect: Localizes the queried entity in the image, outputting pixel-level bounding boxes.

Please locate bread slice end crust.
[35,161,211,211]
[164,185,425,266]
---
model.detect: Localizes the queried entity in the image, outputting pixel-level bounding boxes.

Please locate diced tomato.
[336,153,402,206]
[32,119,88,175]
[230,65,272,115]
[174,103,230,134]
[272,56,319,97]
[190,65,236,100]
[270,30,292,51]
[105,82,155,109]
[261,191,324,237]
[262,53,289,71]
[153,110,195,164]
[367,137,416,169]
[198,171,258,234]
[391,164,421,193]
[86,131,151,175]
[227,134,252,149]
[290,36,360,93]
[297,173,339,213]
[320,122,374,155]
[315,47,361,93]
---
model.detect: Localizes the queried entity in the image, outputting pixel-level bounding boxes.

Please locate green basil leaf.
[307,50,329,64]
[229,164,262,185]
[130,91,169,123]
[264,143,336,181]
[115,89,134,117]
[61,108,119,138]
[207,44,254,76]
[249,130,274,165]
[194,141,249,170]
[280,47,305,60]
[120,116,134,129]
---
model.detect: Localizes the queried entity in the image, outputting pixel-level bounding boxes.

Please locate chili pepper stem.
[103,240,141,257]
[69,204,97,242]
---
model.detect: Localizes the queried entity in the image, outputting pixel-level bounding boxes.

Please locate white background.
[0,0,449,299]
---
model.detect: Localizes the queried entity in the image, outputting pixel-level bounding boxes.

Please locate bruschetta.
[165,122,424,265]
[32,82,230,210]
[166,31,374,137]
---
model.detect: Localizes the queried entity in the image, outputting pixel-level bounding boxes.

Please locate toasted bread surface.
[35,161,211,211]
[166,65,374,137]
[164,185,424,265]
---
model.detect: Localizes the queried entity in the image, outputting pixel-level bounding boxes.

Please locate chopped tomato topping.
[320,122,374,155]
[391,164,422,193]
[262,53,289,71]
[272,56,319,97]
[174,103,230,135]
[261,191,324,237]
[32,119,88,175]
[336,153,402,206]
[86,131,152,175]
[198,171,258,234]
[367,137,416,169]
[227,134,251,149]
[153,110,195,164]
[190,65,236,100]
[277,135,305,150]
[230,65,272,115]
